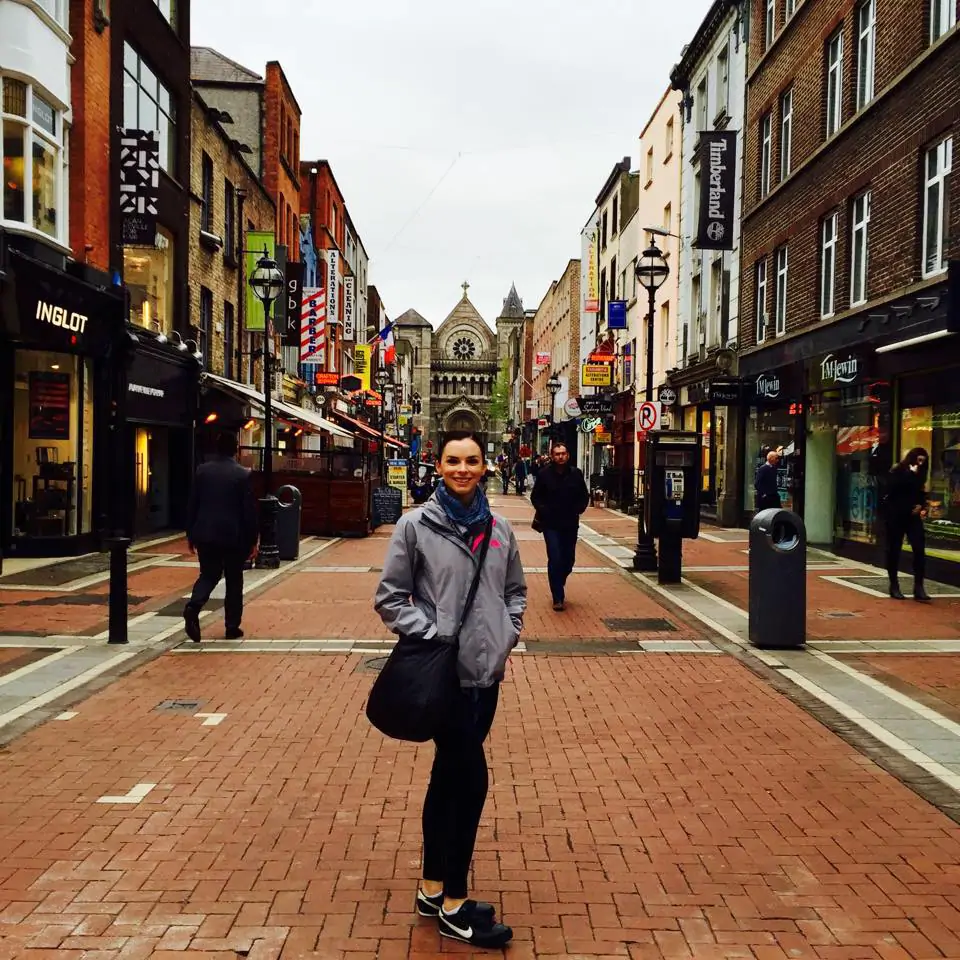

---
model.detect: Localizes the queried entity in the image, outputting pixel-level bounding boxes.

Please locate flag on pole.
[374,321,396,365]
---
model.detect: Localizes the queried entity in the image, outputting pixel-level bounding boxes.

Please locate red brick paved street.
[4,500,960,956]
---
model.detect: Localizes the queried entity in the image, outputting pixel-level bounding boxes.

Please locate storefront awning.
[202,373,356,442]
[332,411,410,450]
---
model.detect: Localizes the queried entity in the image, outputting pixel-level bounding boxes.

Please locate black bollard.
[106,536,131,644]
[657,524,683,585]
[255,495,280,569]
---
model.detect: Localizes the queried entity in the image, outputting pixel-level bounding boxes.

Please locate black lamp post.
[376,366,390,481]
[633,236,670,571]
[248,251,284,569]
[547,373,561,446]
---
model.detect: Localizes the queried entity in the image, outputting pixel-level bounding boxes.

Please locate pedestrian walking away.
[499,458,512,494]
[513,456,528,495]
[885,446,931,602]
[183,431,259,642]
[754,449,782,512]
[374,430,526,949]
[530,441,589,611]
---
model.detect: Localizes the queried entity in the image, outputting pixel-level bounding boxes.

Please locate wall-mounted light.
[204,412,219,425]
[242,418,256,431]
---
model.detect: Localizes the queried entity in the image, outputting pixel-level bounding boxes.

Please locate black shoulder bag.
[366,515,494,743]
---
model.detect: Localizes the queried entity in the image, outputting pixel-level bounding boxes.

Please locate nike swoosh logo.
[443,920,473,939]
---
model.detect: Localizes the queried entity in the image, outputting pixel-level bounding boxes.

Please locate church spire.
[501,283,524,318]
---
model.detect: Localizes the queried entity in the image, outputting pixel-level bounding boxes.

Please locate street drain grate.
[358,656,389,673]
[156,699,204,712]
[821,611,859,619]
[603,618,676,632]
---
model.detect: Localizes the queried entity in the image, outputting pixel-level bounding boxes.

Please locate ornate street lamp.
[633,236,670,571]
[376,366,390,481]
[547,373,561,446]
[248,251,284,569]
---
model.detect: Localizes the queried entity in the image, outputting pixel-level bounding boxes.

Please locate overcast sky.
[192,0,713,330]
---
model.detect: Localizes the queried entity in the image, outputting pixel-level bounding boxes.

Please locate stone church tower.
[393,283,524,458]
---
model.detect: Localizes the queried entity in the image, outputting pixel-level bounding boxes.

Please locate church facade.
[394,283,527,458]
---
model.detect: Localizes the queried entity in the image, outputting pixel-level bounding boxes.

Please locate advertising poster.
[29,371,71,440]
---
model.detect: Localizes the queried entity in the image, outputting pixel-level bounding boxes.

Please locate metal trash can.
[749,508,806,649]
[275,484,302,561]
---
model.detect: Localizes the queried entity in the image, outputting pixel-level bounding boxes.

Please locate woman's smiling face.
[438,437,486,500]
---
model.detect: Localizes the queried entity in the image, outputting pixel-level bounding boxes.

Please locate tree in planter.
[488,363,511,429]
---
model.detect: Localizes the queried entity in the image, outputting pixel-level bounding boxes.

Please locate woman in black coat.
[886,447,931,602]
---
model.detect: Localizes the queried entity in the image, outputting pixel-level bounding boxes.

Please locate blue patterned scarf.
[436,480,492,533]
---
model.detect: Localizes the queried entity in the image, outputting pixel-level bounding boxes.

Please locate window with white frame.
[931,0,956,42]
[151,0,177,27]
[780,88,793,181]
[755,259,768,343]
[665,116,674,157]
[856,0,876,111]
[765,0,776,48]
[850,191,871,305]
[785,0,797,18]
[123,44,177,173]
[1,77,66,242]
[821,212,838,318]
[645,146,654,182]
[774,246,788,335]
[717,46,729,117]
[923,137,953,277]
[760,112,772,197]
[826,29,844,137]
[696,77,708,133]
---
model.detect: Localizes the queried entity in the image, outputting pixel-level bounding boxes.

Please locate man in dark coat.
[183,431,259,642]
[530,442,590,611]
[754,450,782,512]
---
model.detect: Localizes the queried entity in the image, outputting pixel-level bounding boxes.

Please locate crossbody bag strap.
[453,515,494,647]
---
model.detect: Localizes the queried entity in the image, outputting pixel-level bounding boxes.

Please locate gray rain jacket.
[374,495,527,688]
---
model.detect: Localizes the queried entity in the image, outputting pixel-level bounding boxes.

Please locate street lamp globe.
[375,367,390,391]
[547,373,561,396]
[634,239,670,293]
[248,253,284,305]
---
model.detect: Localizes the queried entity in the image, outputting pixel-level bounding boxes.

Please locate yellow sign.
[354,344,371,391]
[582,363,613,387]
[387,460,408,506]
[594,430,612,444]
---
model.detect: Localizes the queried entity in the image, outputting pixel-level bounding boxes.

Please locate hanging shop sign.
[343,276,356,342]
[708,377,742,404]
[607,300,627,330]
[582,363,613,387]
[582,216,599,313]
[353,343,371,392]
[326,249,339,327]
[535,351,551,366]
[299,287,326,364]
[119,129,160,245]
[695,130,737,251]
[594,429,612,443]
[281,261,303,346]
[578,396,613,416]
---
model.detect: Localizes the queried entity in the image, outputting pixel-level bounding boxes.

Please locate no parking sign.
[638,401,661,432]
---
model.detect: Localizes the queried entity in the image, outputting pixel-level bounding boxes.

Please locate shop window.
[11,351,94,540]
[931,0,956,42]
[1,77,65,242]
[850,190,871,305]
[821,212,838,318]
[900,371,960,564]
[922,137,952,278]
[123,43,177,173]
[744,406,797,513]
[125,225,175,334]
[826,29,844,137]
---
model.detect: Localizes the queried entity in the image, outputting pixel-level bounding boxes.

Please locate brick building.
[188,92,274,383]
[737,0,958,579]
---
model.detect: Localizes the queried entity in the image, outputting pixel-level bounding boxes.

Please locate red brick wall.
[68,0,111,269]
[739,0,960,351]
[263,62,301,260]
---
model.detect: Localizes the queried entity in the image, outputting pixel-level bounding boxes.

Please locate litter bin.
[749,508,805,649]
[275,484,302,561]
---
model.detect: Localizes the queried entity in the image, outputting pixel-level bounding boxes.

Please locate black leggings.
[886,514,926,584]
[422,684,499,899]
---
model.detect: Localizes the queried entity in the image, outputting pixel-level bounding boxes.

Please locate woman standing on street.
[374,430,526,949]
[886,447,931,602]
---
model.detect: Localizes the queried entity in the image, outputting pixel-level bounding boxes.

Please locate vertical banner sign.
[300,287,325,364]
[119,129,159,245]
[326,249,340,327]
[354,344,371,392]
[245,231,276,331]
[581,220,599,313]
[696,130,737,250]
[274,245,288,338]
[283,261,304,346]
[343,276,356,342]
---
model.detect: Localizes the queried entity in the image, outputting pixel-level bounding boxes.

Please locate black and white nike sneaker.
[416,889,495,920]
[438,900,513,949]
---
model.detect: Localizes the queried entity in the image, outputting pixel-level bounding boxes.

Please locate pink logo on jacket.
[471,518,502,553]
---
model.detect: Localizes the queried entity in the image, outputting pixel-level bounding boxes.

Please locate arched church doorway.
[445,411,481,433]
